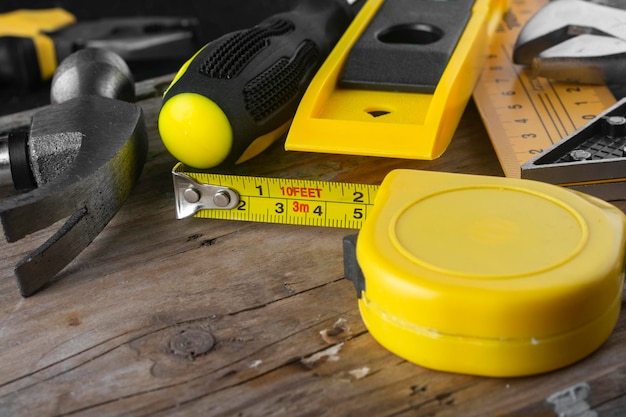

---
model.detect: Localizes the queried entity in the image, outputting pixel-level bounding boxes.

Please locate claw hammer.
[0,48,148,297]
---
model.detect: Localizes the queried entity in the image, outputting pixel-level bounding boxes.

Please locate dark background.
[0,1,297,115]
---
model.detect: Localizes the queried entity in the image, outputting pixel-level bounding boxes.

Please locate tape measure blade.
[473,0,616,178]
[181,169,378,229]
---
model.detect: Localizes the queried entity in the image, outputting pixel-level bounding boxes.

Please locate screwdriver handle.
[158,0,354,169]
[0,37,42,88]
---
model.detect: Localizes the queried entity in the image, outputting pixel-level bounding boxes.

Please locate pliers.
[0,8,199,88]
[513,0,626,85]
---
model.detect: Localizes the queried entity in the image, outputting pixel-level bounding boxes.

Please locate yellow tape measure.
[172,164,626,378]
[472,0,616,178]
[172,163,377,228]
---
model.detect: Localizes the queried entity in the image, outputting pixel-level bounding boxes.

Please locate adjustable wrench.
[513,0,626,85]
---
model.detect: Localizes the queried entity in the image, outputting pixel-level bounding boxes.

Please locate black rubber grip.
[8,130,36,190]
[162,0,353,168]
[0,37,42,88]
[339,0,474,93]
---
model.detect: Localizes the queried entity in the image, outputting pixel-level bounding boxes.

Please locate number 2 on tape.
[172,163,378,229]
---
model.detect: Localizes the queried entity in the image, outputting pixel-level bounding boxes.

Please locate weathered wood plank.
[0,82,624,417]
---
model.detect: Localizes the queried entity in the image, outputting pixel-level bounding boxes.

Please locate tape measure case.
[353,169,625,376]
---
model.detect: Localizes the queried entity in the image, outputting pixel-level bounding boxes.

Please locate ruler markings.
[547,82,577,134]
[473,0,616,178]
[185,169,377,228]
[505,45,567,148]
[180,0,619,226]
[537,94,561,144]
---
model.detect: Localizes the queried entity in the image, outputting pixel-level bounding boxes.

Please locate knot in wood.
[168,328,215,360]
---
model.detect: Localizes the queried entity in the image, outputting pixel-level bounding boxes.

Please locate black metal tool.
[513,0,626,85]
[521,97,626,201]
[0,48,148,297]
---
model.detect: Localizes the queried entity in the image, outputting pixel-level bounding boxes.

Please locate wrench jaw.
[530,35,626,85]
[514,27,613,66]
[0,96,148,297]
[513,0,626,84]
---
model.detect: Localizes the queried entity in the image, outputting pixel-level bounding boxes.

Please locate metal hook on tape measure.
[172,171,239,219]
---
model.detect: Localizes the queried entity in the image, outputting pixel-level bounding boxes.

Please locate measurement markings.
[547,81,577,134]
[473,0,616,177]
[505,47,557,150]
[182,169,377,228]
[536,93,560,145]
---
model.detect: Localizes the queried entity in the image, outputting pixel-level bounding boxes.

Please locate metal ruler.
[172,163,377,228]
[472,0,617,178]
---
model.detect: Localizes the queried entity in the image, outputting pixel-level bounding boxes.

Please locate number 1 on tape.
[172,163,378,229]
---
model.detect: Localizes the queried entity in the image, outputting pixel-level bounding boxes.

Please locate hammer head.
[50,48,135,104]
[0,49,148,297]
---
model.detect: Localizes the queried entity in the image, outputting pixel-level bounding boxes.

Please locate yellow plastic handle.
[0,8,76,80]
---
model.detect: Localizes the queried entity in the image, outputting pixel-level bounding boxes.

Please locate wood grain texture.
[0,76,624,417]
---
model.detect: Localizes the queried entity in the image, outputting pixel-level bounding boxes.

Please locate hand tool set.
[3,0,626,378]
[473,0,621,185]
[162,0,626,377]
[504,0,626,200]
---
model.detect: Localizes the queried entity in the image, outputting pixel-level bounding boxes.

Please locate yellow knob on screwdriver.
[158,93,233,169]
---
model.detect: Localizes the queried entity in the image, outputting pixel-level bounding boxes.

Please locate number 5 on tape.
[172,163,378,228]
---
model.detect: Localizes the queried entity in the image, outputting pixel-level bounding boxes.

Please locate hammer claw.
[15,206,89,296]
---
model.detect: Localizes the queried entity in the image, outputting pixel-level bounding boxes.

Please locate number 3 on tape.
[172,163,378,229]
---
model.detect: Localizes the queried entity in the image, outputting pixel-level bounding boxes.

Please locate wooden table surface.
[1,75,625,417]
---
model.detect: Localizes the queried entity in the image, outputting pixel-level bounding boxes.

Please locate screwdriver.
[158,0,362,169]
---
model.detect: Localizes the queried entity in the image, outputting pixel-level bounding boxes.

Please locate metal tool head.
[521,97,626,201]
[50,47,135,104]
[1,97,147,296]
[0,49,148,297]
[52,16,200,63]
[513,0,626,84]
